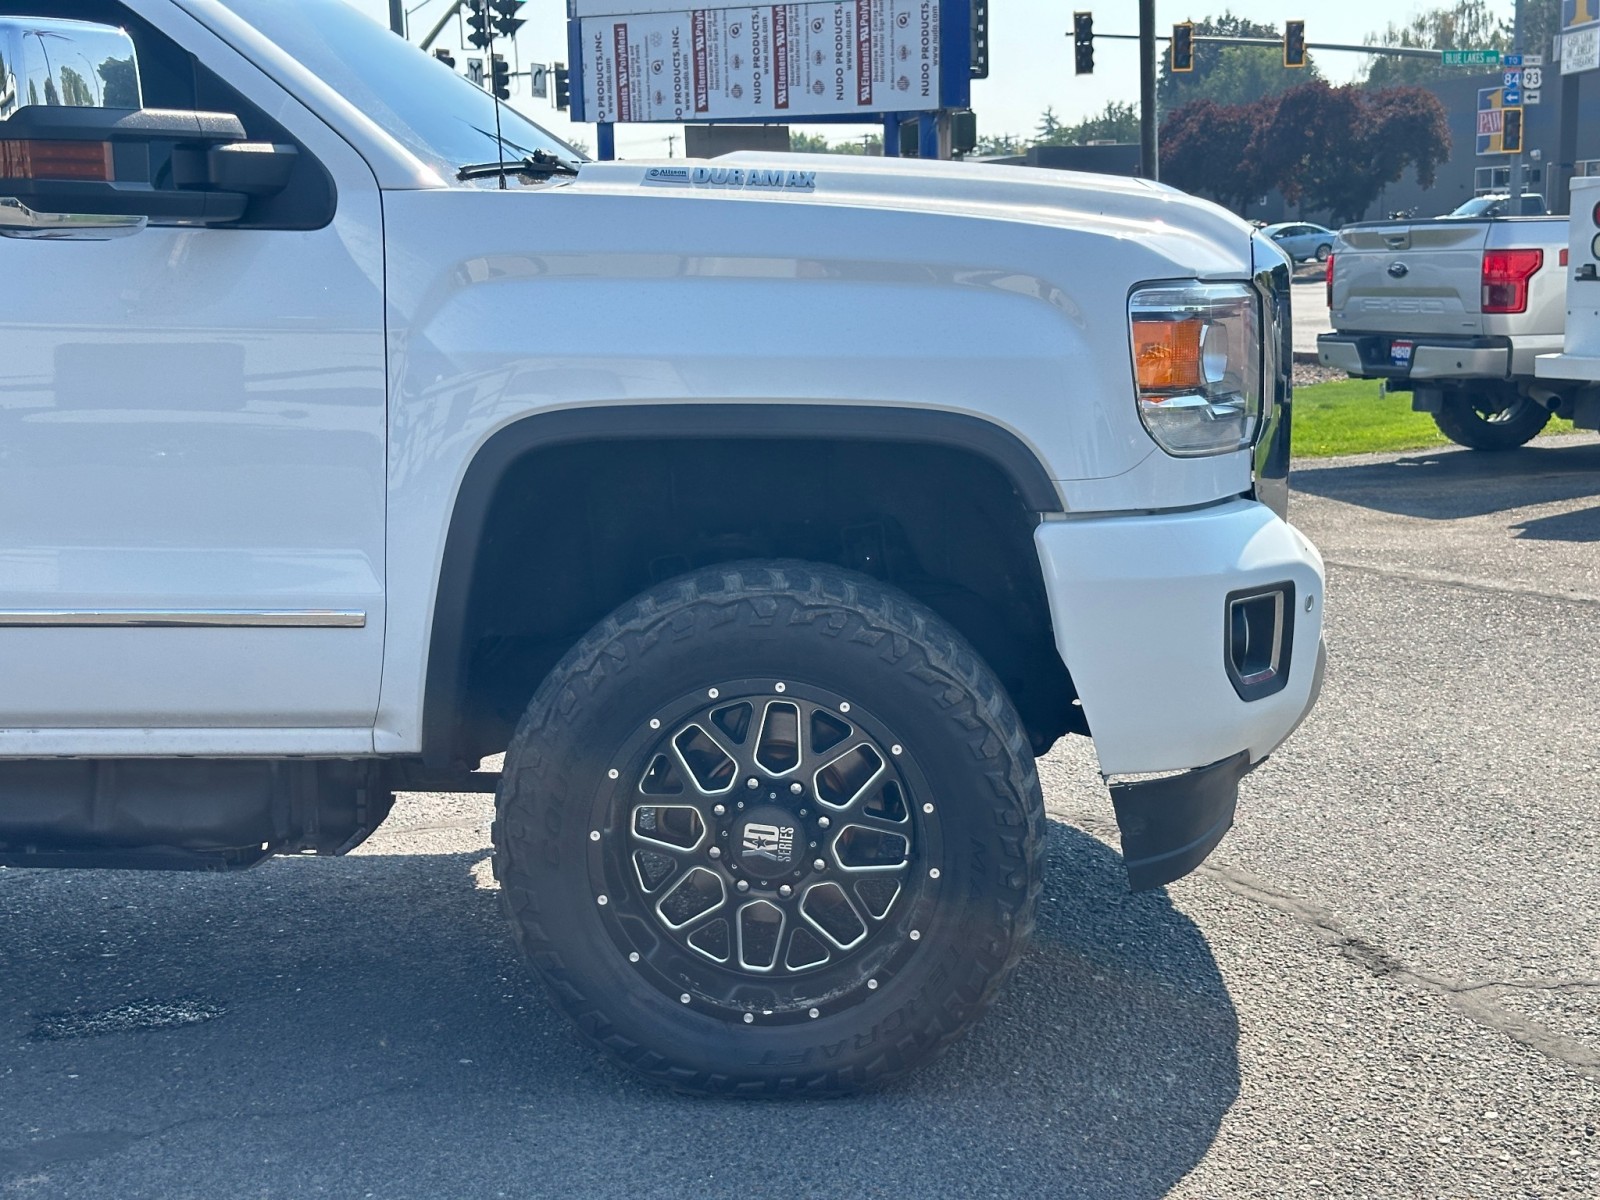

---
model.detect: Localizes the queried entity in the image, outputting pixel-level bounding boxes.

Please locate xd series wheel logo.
[742,822,795,863]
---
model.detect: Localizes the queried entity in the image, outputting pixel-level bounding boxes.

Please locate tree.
[1160,99,1273,214]
[1362,1,1511,87]
[1158,13,1322,108]
[973,132,1024,157]
[1259,81,1452,223]
[788,131,833,153]
[1030,102,1140,147]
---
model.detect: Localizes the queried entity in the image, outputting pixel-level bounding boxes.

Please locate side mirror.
[0,17,297,240]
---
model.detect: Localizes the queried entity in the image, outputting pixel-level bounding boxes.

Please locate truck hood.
[558,152,1254,280]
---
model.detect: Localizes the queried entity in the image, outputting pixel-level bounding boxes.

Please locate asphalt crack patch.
[1205,862,1600,1080]
[1324,558,1600,608]
[29,999,226,1042]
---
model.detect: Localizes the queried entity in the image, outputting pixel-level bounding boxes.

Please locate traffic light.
[553,62,570,110]
[952,110,978,157]
[969,0,988,79]
[1073,12,1094,76]
[1171,22,1194,72]
[1502,107,1523,154]
[490,53,512,100]
[492,0,526,39]
[1284,19,1306,67]
[434,48,456,70]
[466,0,493,50]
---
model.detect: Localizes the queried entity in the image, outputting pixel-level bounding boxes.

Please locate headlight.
[1128,282,1262,457]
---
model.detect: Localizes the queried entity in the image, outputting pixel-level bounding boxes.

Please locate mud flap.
[1109,751,1253,891]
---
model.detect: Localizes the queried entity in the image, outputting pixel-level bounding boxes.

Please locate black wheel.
[1314,243,1332,262]
[1433,391,1551,451]
[493,560,1045,1095]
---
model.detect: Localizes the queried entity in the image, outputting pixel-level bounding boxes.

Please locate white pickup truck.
[1536,176,1600,416]
[1317,214,1596,449]
[0,1,1325,1094]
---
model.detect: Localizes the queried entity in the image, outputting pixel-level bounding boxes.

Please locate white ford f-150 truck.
[1317,214,1599,449]
[0,0,1324,1094]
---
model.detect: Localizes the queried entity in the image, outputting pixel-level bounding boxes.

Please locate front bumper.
[1035,499,1326,886]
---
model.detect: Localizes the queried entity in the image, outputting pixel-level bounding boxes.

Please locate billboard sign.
[568,0,956,123]
[1563,0,1600,74]
[1477,86,1511,155]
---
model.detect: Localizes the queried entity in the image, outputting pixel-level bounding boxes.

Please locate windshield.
[1450,198,1498,217]
[219,0,581,178]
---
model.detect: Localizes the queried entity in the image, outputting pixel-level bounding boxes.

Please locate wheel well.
[424,416,1082,765]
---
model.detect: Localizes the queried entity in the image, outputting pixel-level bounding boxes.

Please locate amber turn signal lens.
[1132,317,1204,391]
[0,140,113,182]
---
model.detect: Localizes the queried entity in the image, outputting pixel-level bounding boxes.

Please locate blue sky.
[353,0,1515,155]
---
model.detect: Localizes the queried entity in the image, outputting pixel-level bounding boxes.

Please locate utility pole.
[388,0,406,36]
[1509,0,1525,206]
[1138,0,1157,179]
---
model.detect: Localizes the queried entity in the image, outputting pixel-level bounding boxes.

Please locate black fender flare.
[420,403,1064,765]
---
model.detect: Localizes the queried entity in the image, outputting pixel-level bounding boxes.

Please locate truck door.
[0,2,386,755]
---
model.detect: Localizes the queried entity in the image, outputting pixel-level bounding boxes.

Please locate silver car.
[1262,222,1337,264]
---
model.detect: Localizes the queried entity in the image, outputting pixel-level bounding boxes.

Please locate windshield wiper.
[457,151,580,182]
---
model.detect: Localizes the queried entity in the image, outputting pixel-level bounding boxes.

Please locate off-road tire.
[1433,392,1551,451]
[492,560,1046,1095]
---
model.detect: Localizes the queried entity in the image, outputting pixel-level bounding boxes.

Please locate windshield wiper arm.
[457,151,580,182]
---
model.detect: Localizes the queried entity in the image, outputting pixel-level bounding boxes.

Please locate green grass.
[1292,378,1576,458]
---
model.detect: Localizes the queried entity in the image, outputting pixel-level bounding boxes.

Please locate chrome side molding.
[0,609,367,628]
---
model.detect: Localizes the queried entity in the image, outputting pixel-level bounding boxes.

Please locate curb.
[1292,350,1321,365]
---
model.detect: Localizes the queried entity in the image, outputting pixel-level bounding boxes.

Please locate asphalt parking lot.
[3,436,1598,1199]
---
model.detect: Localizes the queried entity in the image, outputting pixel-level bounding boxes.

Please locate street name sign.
[1443,49,1501,66]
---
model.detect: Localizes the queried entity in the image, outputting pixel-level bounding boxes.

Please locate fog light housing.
[1225,583,1295,700]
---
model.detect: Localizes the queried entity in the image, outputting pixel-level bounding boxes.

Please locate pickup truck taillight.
[0,139,113,182]
[1325,253,1335,308]
[1482,248,1543,314]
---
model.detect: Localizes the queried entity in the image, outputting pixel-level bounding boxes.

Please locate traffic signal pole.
[1138,0,1157,180]
[1509,0,1525,208]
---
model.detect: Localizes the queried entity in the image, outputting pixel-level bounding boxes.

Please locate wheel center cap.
[734,805,801,880]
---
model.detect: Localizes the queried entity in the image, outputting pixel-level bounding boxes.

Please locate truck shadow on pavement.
[1291,438,1600,530]
[0,821,1237,1200]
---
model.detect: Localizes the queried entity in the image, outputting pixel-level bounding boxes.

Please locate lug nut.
[743,1012,755,1023]
[713,804,727,817]
[747,777,759,789]
[709,846,722,859]
[817,816,830,829]
[813,858,826,871]
[790,782,803,795]
[778,884,793,898]
[736,880,750,893]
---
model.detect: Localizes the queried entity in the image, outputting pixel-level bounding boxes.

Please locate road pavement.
[1292,266,1332,359]
[2,437,1598,1199]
